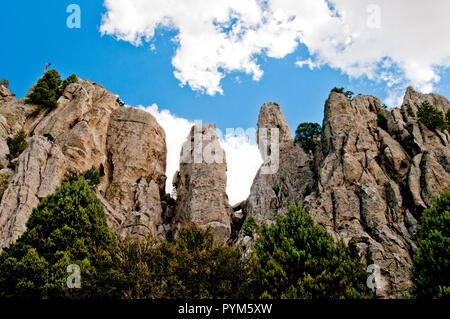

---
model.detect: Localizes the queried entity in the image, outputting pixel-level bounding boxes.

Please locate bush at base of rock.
[101,224,252,299]
[250,204,372,299]
[0,178,118,299]
[410,189,450,299]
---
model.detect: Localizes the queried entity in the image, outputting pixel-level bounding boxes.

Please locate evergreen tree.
[417,101,447,131]
[0,178,117,299]
[25,70,78,112]
[107,225,251,299]
[410,189,450,299]
[26,70,62,111]
[251,205,372,299]
[6,130,28,160]
[59,74,78,96]
[294,122,322,151]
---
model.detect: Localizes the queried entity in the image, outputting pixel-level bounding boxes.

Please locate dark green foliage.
[59,74,78,96]
[0,79,9,88]
[105,225,251,299]
[410,189,450,299]
[26,70,62,111]
[331,87,354,99]
[251,205,372,299]
[446,109,450,127]
[242,216,258,239]
[407,105,415,117]
[25,70,78,113]
[377,112,388,131]
[81,167,101,188]
[7,130,28,160]
[382,104,388,109]
[295,122,322,151]
[0,178,118,299]
[43,133,54,142]
[417,101,448,131]
[65,167,101,188]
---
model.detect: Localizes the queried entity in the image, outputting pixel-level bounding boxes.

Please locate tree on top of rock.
[294,122,321,151]
[417,101,448,131]
[26,70,78,112]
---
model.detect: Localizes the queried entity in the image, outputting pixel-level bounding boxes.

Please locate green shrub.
[25,70,62,111]
[242,216,258,239]
[377,112,388,131]
[0,79,9,88]
[25,70,78,113]
[407,105,415,117]
[105,224,251,299]
[417,101,447,131]
[81,167,101,187]
[0,178,118,299]
[410,189,450,299]
[446,109,450,127]
[7,130,28,160]
[331,87,354,99]
[59,74,78,96]
[65,166,101,188]
[251,205,372,299]
[295,122,322,151]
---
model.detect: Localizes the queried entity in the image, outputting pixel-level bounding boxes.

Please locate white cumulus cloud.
[101,0,450,96]
[138,104,262,205]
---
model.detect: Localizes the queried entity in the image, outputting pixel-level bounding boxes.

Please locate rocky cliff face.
[1,77,449,298]
[239,87,450,298]
[172,124,232,244]
[0,79,167,249]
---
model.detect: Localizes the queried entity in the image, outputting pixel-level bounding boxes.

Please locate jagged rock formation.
[0,79,168,249]
[172,124,232,244]
[239,88,450,298]
[1,75,449,298]
[104,106,167,239]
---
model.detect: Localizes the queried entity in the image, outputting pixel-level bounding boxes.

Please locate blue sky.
[2,1,450,204]
[2,0,449,135]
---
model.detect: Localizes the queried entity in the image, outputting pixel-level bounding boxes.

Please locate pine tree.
[417,101,448,131]
[107,225,251,299]
[26,70,62,111]
[0,178,117,299]
[251,205,372,299]
[410,189,450,298]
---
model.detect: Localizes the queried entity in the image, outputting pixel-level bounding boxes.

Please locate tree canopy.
[294,122,322,151]
[410,189,450,299]
[0,178,117,299]
[251,205,372,299]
